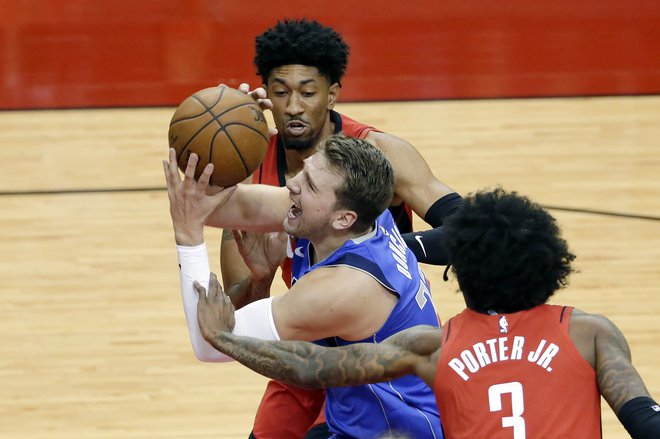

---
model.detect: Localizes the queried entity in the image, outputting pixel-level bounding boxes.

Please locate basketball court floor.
[1,95,658,438]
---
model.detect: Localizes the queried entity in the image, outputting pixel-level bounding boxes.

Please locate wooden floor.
[1,96,659,438]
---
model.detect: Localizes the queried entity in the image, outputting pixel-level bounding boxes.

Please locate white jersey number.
[488,381,526,438]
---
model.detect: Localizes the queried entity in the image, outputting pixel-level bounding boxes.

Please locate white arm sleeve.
[176,243,281,363]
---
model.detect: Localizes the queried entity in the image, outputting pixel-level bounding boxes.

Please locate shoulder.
[570,308,622,337]
[276,265,397,341]
[364,130,416,154]
[569,308,630,368]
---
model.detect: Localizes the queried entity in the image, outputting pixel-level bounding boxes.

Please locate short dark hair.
[441,188,576,313]
[322,135,394,233]
[254,19,349,86]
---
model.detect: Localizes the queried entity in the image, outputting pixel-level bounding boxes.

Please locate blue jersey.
[291,210,443,439]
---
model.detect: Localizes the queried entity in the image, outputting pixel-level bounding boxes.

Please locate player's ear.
[327,83,340,110]
[332,210,357,231]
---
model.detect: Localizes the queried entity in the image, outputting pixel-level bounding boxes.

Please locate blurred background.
[1,0,659,109]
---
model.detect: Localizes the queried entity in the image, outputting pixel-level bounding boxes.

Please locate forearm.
[402,192,463,265]
[402,227,450,266]
[178,244,281,361]
[617,396,660,439]
[204,333,413,388]
[221,230,275,309]
[226,273,275,309]
[177,243,232,362]
[205,184,288,232]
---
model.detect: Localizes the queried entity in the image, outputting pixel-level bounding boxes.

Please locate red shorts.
[252,380,326,438]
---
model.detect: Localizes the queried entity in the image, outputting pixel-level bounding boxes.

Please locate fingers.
[208,272,221,301]
[238,83,250,93]
[193,281,207,302]
[250,87,267,100]
[197,162,214,188]
[164,148,178,185]
[183,152,199,183]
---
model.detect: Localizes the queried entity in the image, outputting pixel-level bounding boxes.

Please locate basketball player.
[164,136,444,438]
[219,18,461,438]
[196,188,660,439]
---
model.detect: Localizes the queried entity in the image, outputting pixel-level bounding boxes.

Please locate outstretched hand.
[233,230,288,282]
[163,148,237,245]
[196,272,236,341]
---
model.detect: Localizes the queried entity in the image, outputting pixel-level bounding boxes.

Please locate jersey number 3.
[488,382,526,438]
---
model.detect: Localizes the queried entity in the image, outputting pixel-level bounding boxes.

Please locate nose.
[285,93,303,116]
[286,174,302,194]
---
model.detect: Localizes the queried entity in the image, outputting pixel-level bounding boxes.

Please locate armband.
[617,396,660,439]
[424,192,463,227]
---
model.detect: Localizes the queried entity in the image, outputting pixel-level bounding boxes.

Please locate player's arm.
[164,148,289,238]
[270,266,398,343]
[221,230,285,309]
[365,131,462,265]
[573,311,660,438]
[177,244,281,362]
[196,273,442,388]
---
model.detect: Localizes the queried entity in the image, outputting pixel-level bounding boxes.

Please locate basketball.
[168,85,270,186]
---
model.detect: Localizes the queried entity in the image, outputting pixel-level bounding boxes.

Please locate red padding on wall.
[1,0,659,109]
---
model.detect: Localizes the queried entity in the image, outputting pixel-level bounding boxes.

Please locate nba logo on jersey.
[499,316,509,333]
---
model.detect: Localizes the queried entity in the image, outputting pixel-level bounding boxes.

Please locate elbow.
[193,350,214,362]
[191,341,232,363]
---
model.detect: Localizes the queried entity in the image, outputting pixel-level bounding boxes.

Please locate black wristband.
[424,193,463,227]
[617,396,660,439]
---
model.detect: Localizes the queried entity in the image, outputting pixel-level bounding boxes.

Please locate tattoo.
[595,315,650,412]
[206,330,433,388]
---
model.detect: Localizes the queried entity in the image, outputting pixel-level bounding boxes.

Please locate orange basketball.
[168,85,269,186]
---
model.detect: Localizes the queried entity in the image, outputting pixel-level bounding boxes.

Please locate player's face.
[283,152,344,240]
[266,65,339,151]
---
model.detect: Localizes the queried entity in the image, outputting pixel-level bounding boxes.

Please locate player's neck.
[310,225,375,264]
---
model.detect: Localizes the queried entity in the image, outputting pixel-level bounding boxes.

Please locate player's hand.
[232,230,287,281]
[196,272,236,340]
[236,83,278,137]
[163,148,237,246]
[236,83,272,110]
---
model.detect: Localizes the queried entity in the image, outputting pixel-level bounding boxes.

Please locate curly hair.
[441,188,576,313]
[254,19,349,86]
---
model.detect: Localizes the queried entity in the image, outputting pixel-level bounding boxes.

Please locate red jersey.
[435,305,601,439]
[252,111,395,438]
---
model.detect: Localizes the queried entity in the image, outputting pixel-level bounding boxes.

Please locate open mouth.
[285,120,307,137]
[288,202,302,219]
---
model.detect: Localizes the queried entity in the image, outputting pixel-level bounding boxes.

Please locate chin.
[283,137,315,151]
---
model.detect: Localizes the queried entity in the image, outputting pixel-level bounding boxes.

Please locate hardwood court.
[0,96,658,438]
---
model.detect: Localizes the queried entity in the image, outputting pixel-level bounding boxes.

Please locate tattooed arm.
[588,313,652,412]
[195,274,442,388]
[571,309,651,412]
[205,325,442,389]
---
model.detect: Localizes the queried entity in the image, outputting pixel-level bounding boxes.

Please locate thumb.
[193,281,207,302]
[210,185,238,204]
